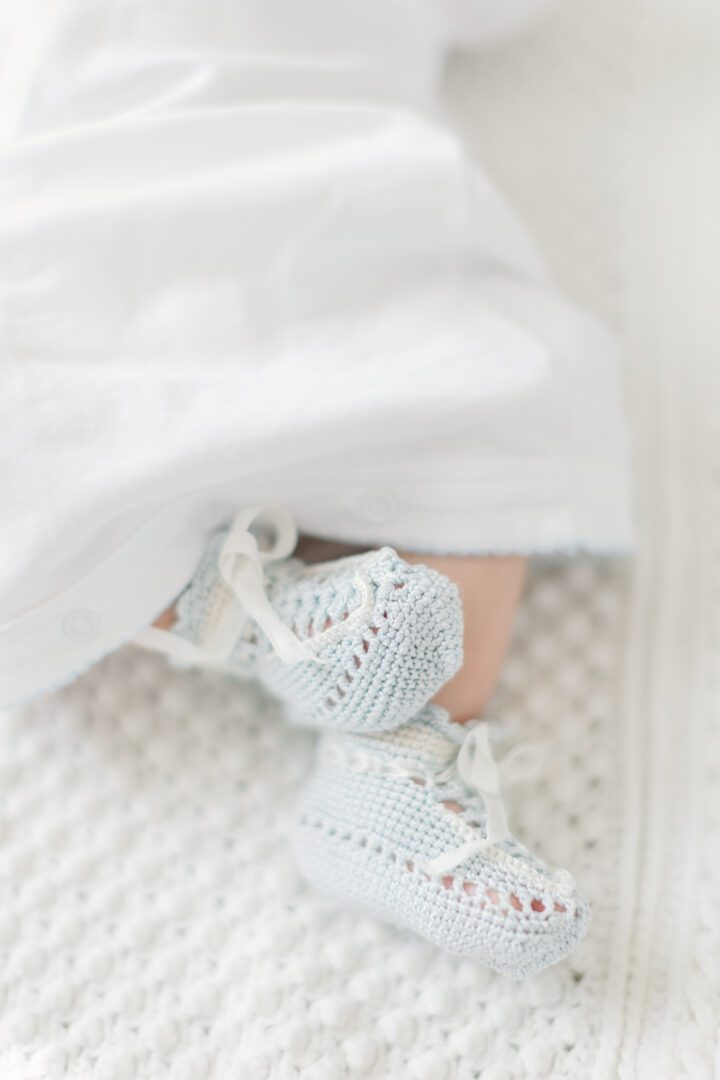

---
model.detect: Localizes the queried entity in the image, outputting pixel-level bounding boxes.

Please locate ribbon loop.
[135,504,316,667]
[200,505,314,664]
[456,724,501,794]
[423,722,541,875]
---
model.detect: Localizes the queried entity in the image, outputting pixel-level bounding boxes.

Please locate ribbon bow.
[135,505,315,666]
[423,724,545,876]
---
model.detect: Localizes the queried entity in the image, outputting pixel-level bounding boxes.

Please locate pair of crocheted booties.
[146,508,589,978]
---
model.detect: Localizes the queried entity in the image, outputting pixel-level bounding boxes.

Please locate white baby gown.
[0,0,632,707]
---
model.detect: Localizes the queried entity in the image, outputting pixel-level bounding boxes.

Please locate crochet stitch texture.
[174,531,464,731]
[294,707,590,979]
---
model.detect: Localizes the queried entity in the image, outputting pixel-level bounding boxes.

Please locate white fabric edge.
[0,457,632,711]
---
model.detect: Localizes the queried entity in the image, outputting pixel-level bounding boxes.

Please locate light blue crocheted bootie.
[293,706,590,978]
[144,507,463,732]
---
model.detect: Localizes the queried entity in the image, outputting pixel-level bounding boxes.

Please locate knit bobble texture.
[0,553,662,1079]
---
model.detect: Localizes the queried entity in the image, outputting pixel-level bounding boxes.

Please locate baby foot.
[148,508,464,731]
[293,706,590,977]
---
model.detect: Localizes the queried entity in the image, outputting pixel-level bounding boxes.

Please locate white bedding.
[0,0,631,709]
[2,0,719,1076]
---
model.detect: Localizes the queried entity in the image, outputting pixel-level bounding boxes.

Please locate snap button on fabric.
[359,491,397,525]
[62,609,101,641]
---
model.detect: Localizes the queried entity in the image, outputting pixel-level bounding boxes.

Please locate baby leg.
[404,553,525,723]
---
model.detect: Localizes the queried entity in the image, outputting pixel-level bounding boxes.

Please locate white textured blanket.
[3,1,719,1077]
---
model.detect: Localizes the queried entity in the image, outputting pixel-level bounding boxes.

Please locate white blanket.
[0,0,630,707]
[2,1,718,1077]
